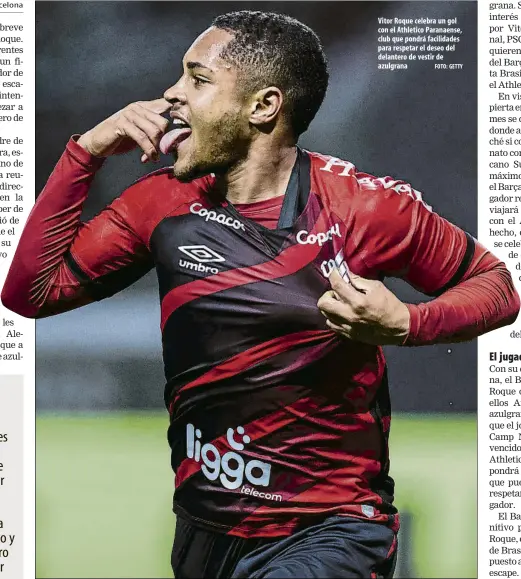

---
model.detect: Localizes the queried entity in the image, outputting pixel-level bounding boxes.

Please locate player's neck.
[218,141,298,205]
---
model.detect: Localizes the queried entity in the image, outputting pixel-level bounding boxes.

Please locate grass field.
[36,413,476,578]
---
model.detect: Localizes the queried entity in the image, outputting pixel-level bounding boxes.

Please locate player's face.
[162,27,252,181]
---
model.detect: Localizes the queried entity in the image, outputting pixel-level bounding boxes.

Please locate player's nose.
[163,80,187,106]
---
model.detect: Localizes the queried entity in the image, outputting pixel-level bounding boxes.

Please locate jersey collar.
[276,147,311,229]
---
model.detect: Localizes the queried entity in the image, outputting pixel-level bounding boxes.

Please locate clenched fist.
[317,269,410,346]
[77,98,171,162]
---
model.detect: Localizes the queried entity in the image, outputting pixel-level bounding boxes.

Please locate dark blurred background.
[36,1,477,412]
[35,3,477,578]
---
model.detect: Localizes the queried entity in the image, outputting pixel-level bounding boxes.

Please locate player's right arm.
[1,99,171,319]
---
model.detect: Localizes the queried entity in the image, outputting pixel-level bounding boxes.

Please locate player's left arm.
[318,176,520,345]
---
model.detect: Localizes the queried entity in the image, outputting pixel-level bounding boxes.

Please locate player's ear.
[249,87,283,129]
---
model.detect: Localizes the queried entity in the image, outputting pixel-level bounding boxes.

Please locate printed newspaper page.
[1,1,517,578]
[0,0,34,578]
[480,1,521,578]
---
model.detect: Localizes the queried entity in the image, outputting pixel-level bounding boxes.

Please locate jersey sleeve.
[1,137,154,318]
[405,241,519,344]
[348,173,520,345]
[350,173,470,293]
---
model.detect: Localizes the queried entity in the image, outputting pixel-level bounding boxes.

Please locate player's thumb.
[328,269,357,300]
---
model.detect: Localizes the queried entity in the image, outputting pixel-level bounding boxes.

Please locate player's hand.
[77,98,171,163]
[317,269,410,345]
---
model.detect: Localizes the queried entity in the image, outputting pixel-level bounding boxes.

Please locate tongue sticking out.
[159,128,192,155]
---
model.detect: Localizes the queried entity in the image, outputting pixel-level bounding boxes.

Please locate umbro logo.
[179,245,225,263]
[178,245,225,276]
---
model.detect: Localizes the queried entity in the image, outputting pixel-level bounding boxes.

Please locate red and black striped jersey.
[2,138,519,538]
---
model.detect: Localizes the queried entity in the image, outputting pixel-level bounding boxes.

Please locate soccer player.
[2,10,519,578]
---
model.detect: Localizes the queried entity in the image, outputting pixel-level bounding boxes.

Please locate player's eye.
[192,76,208,87]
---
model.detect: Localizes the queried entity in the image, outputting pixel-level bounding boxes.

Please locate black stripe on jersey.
[65,251,153,301]
[431,232,476,297]
[64,251,91,283]
[160,258,329,380]
[277,148,311,229]
[368,369,395,508]
[297,150,311,216]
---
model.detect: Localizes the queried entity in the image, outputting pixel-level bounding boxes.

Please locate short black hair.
[212,10,329,138]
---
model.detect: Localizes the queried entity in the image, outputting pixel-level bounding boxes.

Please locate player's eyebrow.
[186,61,215,73]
